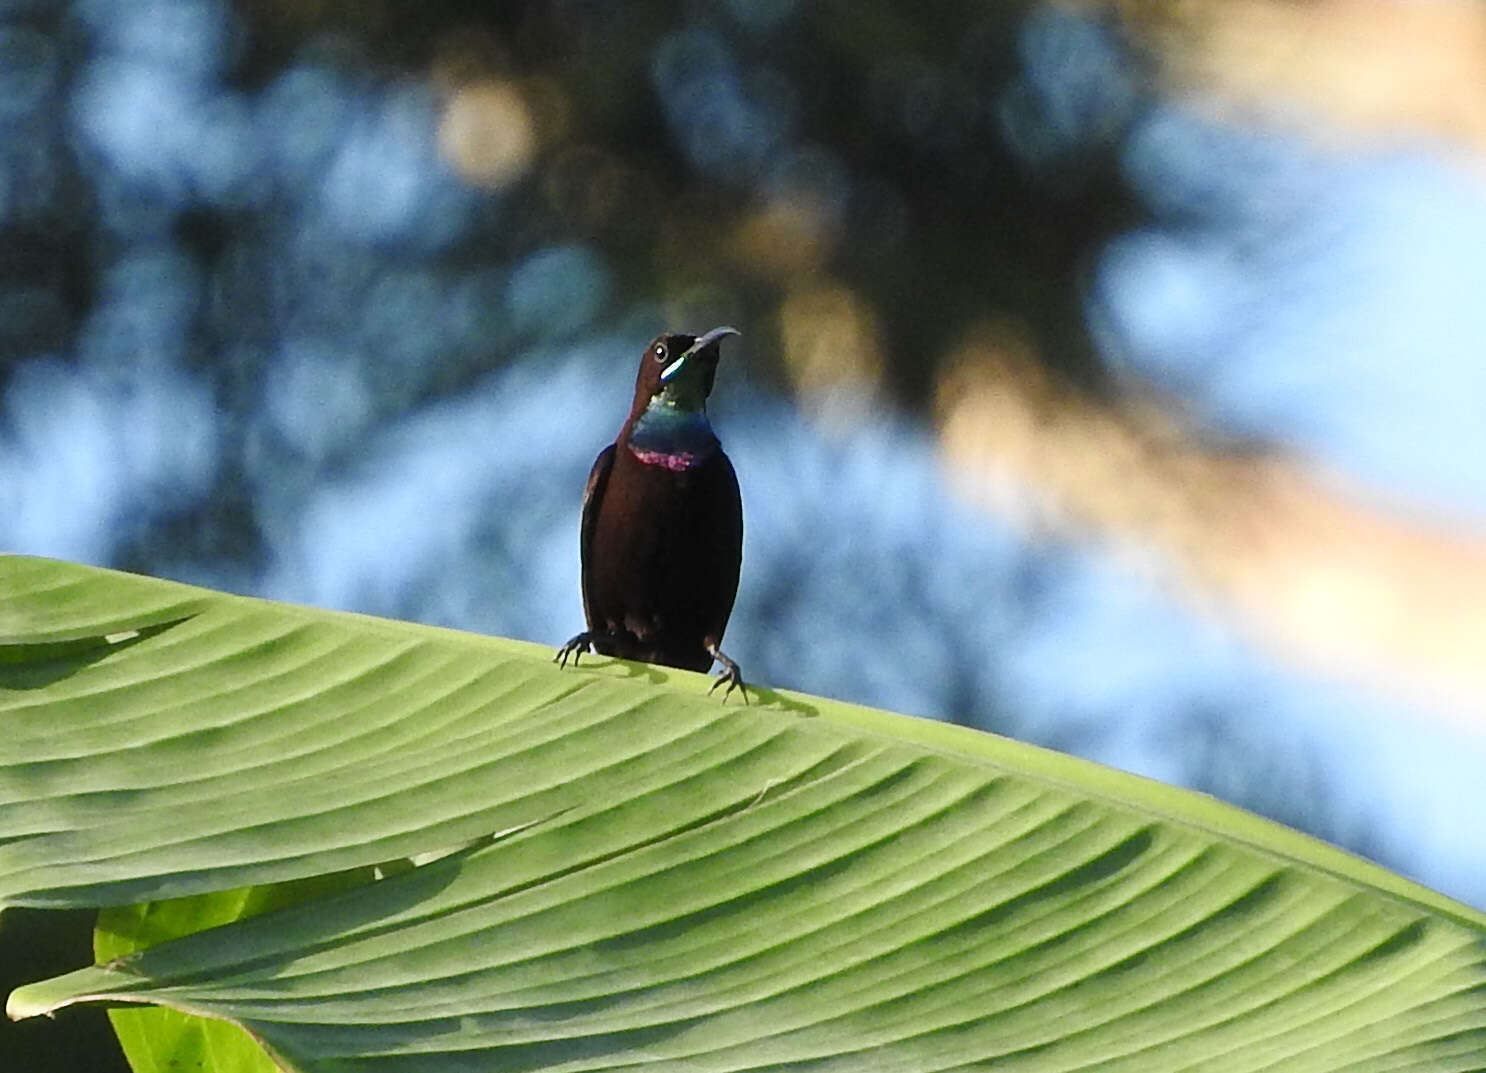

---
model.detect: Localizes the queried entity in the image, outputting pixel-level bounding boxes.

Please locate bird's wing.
[578,443,616,626]
[708,449,744,641]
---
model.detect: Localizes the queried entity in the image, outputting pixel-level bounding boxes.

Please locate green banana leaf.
[3,554,1485,1072]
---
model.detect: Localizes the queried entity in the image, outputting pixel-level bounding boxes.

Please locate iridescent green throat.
[627,396,718,472]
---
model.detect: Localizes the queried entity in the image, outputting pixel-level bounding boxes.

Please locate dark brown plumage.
[556,327,746,700]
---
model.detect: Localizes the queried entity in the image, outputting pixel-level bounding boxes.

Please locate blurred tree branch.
[942,0,1486,721]
[938,305,1486,728]
[1106,0,1486,148]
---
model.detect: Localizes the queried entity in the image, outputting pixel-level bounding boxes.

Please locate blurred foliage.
[0,0,1160,702]
[5,0,1147,405]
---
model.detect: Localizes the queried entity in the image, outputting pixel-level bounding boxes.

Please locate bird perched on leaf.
[556,326,747,701]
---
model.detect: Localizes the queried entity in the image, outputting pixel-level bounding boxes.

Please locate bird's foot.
[706,644,749,704]
[555,632,594,668]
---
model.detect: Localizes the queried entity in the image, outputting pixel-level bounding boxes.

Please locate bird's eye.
[653,344,668,363]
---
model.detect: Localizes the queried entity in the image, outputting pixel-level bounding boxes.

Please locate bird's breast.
[625,404,718,471]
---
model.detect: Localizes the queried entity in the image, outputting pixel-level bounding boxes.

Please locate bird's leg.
[555,631,596,668]
[705,642,749,704]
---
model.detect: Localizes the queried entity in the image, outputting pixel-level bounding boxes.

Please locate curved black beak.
[661,325,741,383]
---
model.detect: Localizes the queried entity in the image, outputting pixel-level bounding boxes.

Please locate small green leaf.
[95,870,379,1073]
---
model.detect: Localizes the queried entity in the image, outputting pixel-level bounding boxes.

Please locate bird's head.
[631,326,740,416]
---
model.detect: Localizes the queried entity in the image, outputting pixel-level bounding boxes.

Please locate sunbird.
[557,327,747,701]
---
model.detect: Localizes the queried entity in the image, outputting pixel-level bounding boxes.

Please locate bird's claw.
[706,647,749,704]
[555,632,593,669]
